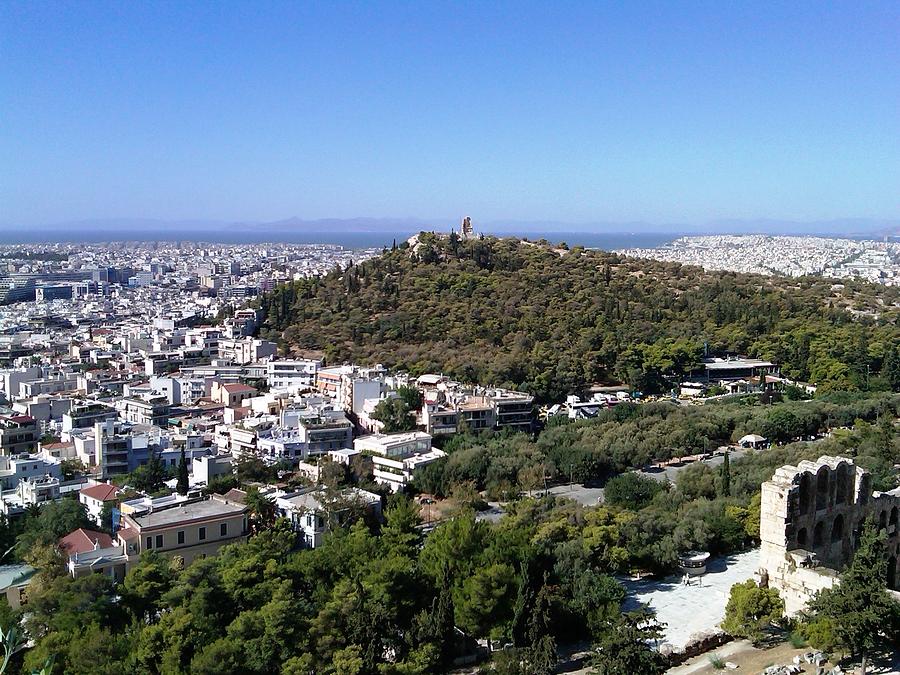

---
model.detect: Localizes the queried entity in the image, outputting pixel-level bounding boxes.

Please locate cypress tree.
[176,448,189,495]
[720,451,731,497]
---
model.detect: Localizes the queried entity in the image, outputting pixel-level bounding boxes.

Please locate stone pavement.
[621,549,760,650]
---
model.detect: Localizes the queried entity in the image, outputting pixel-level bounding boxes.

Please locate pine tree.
[176,448,189,496]
[591,610,667,675]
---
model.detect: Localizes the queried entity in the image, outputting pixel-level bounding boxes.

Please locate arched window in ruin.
[891,507,898,528]
[858,473,871,505]
[831,514,844,543]
[797,527,808,548]
[880,511,888,530]
[834,464,848,505]
[813,521,824,546]
[798,474,812,515]
[816,467,829,511]
[888,557,898,591]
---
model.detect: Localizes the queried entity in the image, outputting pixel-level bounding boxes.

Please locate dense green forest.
[257,234,900,401]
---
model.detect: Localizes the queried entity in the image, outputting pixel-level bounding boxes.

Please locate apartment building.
[0,415,39,455]
[117,494,249,566]
[254,402,353,461]
[192,454,233,486]
[217,338,276,365]
[0,453,62,490]
[0,366,42,401]
[116,396,171,426]
[266,358,321,392]
[420,388,535,436]
[315,365,348,399]
[62,401,118,434]
[354,431,445,492]
[12,395,73,424]
[72,420,150,477]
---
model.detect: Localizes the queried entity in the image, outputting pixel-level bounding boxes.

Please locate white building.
[218,338,277,365]
[0,454,62,491]
[192,454,233,486]
[274,486,382,548]
[353,431,444,492]
[79,483,122,526]
[266,359,321,393]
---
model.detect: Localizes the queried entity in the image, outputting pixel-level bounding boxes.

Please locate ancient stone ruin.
[759,455,900,614]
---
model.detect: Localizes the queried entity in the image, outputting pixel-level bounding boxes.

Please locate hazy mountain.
[1,216,896,243]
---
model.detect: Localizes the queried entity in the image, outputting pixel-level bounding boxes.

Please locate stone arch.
[834,464,848,505]
[880,510,888,530]
[889,556,898,591]
[831,514,844,543]
[813,521,824,546]
[816,467,829,511]
[891,507,898,527]
[858,473,871,505]
[797,527,808,547]
[798,473,813,515]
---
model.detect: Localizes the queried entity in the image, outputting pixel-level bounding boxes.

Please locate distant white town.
[617,234,900,286]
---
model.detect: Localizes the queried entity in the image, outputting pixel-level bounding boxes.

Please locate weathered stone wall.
[759,455,900,614]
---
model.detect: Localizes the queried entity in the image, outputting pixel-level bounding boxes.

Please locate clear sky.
[1,1,898,227]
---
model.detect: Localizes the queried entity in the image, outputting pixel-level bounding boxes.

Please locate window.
[220,523,227,537]
[199,526,206,541]
[177,530,185,545]
[146,536,152,549]
[155,534,163,548]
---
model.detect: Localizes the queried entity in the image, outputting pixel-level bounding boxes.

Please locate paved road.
[546,483,607,506]
[639,447,751,485]
[542,448,750,507]
[476,446,761,518]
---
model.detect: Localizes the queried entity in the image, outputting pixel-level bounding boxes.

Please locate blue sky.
[1,1,898,227]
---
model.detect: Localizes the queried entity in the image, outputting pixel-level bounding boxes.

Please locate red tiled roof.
[1,415,34,424]
[59,528,114,555]
[80,483,121,502]
[117,526,138,540]
[222,383,256,393]
[222,488,248,504]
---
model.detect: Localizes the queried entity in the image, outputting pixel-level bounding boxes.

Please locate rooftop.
[129,496,246,530]
[0,564,36,590]
[355,431,432,447]
[59,528,114,555]
[221,383,257,394]
[702,357,775,370]
[80,483,121,501]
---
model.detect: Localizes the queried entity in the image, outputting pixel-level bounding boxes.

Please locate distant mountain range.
[0,216,897,244]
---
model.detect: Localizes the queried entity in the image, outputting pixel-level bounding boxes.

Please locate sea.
[0,226,678,251]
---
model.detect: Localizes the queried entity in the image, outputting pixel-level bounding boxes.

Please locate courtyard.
[621,549,760,651]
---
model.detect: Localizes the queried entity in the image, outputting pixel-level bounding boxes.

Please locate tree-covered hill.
[257,233,900,401]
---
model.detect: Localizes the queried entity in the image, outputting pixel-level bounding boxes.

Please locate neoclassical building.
[759,455,900,614]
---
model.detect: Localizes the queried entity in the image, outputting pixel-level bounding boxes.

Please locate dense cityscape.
[0,230,895,673]
[3,2,900,674]
[618,235,900,286]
